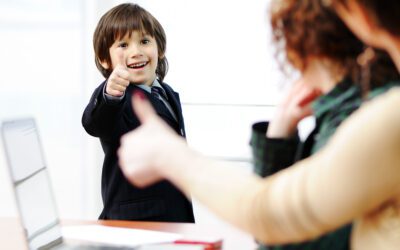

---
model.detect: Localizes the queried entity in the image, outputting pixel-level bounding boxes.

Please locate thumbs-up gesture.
[106,50,130,97]
[118,91,187,187]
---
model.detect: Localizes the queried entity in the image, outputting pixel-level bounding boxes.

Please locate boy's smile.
[105,31,160,86]
[127,61,148,69]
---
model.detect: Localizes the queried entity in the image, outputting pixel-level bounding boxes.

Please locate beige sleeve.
[251,88,400,244]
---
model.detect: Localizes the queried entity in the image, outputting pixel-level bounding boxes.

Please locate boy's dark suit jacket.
[82,81,195,222]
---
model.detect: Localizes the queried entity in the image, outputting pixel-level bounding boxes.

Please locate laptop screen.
[1,118,63,249]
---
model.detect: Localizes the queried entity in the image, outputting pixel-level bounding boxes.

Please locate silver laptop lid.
[1,118,63,250]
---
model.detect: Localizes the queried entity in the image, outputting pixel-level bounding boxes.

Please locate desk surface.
[0,217,257,250]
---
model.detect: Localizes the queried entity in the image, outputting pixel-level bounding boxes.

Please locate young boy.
[82,3,194,222]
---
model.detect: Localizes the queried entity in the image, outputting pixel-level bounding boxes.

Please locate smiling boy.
[82,3,194,222]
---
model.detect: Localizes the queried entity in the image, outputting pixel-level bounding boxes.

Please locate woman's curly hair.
[269,0,398,87]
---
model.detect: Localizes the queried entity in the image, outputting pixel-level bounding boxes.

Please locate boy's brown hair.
[93,3,168,81]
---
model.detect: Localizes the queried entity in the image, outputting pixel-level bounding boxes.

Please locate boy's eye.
[118,42,128,48]
[141,39,150,45]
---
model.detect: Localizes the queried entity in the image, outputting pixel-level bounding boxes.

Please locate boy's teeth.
[128,62,147,68]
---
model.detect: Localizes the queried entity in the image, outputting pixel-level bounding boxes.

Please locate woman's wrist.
[267,120,295,138]
[154,136,193,179]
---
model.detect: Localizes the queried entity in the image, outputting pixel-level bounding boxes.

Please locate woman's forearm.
[160,148,291,243]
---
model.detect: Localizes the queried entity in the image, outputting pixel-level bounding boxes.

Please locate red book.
[174,236,223,250]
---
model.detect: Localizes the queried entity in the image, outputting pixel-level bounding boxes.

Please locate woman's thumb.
[132,91,157,123]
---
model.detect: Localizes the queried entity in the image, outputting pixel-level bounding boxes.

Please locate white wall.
[0,0,300,223]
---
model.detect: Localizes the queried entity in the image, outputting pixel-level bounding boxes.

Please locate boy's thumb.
[116,49,126,68]
[132,91,157,124]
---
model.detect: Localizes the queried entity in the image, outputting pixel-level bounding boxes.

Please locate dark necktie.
[150,86,178,122]
[151,86,168,101]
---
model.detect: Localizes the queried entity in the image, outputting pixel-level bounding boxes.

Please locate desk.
[1,217,257,250]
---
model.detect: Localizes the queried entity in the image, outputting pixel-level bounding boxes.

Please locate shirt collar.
[312,77,354,119]
[135,79,162,93]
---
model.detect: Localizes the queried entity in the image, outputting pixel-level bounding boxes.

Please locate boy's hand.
[106,50,130,97]
[267,79,321,138]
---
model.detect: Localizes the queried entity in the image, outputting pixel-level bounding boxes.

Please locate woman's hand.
[267,79,321,138]
[118,91,187,187]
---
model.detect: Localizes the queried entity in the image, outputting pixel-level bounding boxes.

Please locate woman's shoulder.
[351,89,400,250]
[368,80,400,98]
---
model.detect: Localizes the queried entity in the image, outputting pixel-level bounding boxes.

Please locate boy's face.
[104,31,160,86]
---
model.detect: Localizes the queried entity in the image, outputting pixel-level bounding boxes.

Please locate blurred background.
[0,0,309,224]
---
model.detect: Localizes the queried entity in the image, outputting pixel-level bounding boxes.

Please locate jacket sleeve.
[81,81,128,140]
[250,121,300,177]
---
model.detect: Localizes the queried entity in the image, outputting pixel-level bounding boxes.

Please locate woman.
[325,0,400,249]
[252,0,398,249]
[118,0,400,249]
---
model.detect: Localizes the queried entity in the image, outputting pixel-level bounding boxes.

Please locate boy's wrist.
[103,83,125,103]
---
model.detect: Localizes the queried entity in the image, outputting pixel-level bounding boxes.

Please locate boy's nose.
[128,44,143,58]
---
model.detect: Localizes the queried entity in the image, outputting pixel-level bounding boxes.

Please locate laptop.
[0,118,135,250]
